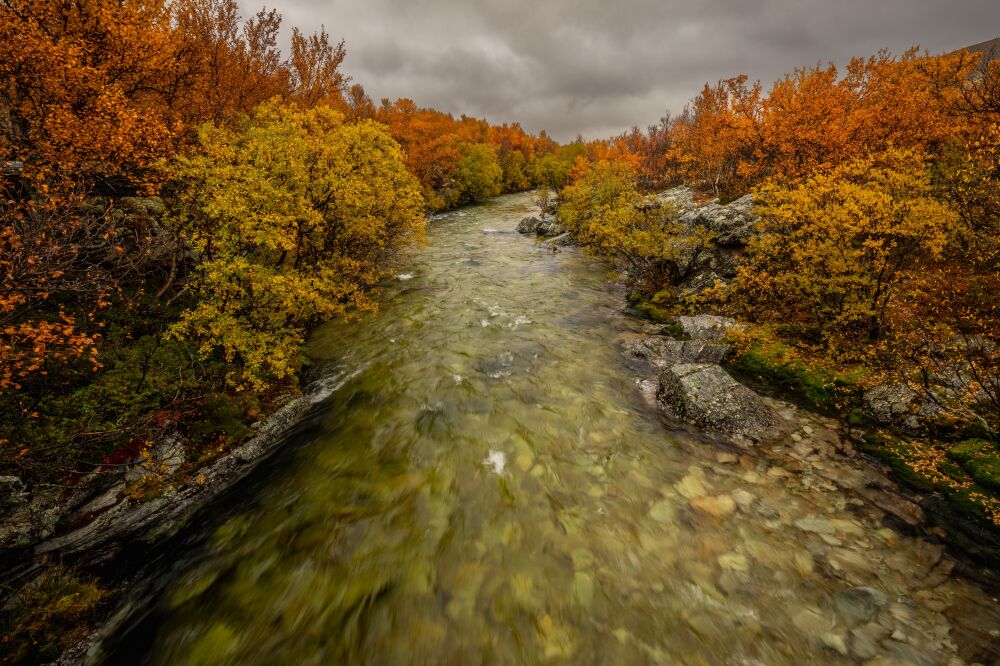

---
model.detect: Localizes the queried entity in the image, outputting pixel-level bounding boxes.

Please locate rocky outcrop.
[862,384,942,434]
[675,314,742,342]
[0,370,352,585]
[517,214,565,238]
[656,363,779,439]
[625,337,731,368]
[676,194,756,246]
[648,187,761,298]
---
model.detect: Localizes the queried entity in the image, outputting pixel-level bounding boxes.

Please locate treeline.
[0,0,551,485]
[558,47,1000,439]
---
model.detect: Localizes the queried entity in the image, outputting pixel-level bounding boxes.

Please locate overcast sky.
[251,0,999,142]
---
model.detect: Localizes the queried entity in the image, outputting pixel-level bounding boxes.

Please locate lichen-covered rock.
[655,186,702,213]
[118,196,166,218]
[862,384,942,434]
[624,337,731,368]
[0,475,26,509]
[516,216,542,234]
[656,363,778,438]
[535,217,565,237]
[676,194,757,246]
[675,314,742,341]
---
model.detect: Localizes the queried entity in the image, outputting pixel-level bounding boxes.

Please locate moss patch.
[730,338,865,410]
[949,439,1000,492]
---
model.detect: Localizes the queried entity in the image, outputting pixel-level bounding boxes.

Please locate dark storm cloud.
[252,0,999,141]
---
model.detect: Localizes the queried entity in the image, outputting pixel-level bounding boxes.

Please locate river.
[116,192,1000,664]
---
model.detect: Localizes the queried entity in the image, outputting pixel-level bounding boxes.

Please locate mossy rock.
[858,435,943,493]
[632,300,674,324]
[949,439,1000,491]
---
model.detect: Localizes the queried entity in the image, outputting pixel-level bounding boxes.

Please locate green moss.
[948,439,993,463]
[857,435,943,492]
[731,340,864,409]
[632,300,674,324]
[948,439,1000,491]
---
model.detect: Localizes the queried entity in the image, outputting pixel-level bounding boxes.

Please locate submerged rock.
[546,232,574,247]
[656,363,779,439]
[833,587,888,626]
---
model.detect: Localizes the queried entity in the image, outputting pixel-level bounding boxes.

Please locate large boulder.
[862,383,945,434]
[535,217,565,237]
[625,337,731,368]
[516,216,542,234]
[657,363,779,438]
[677,194,757,246]
[675,315,742,341]
[517,215,565,238]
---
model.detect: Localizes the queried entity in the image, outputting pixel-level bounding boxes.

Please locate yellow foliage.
[734,149,957,350]
[166,101,425,389]
[559,160,710,293]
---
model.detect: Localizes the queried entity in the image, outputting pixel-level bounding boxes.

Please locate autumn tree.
[559,160,697,291]
[453,143,503,204]
[669,75,762,198]
[734,149,955,349]
[171,0,290,128]
[166,101,425,389]
[289,26,348,107]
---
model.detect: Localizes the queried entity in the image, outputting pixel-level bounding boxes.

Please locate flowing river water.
[119,192,1000,664]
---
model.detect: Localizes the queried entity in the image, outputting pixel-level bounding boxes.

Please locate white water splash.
[397,273,414,281]
[482,450,506,476]
[452,374,463,384]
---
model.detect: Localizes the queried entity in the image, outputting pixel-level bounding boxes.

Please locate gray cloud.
[247,0,999,142]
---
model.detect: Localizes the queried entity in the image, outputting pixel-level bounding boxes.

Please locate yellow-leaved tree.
[167,100,425,389]
[734,149,956,351]
[559,160,701,291]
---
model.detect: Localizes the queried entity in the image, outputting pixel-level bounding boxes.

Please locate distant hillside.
[963,36,1000,60]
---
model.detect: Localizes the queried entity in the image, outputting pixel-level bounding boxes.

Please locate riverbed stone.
[675,467,709,499]
[656,363,779,439]
[834,587,889,626]
[649,499,676,524]
[690,494,737,518]
[730,489,754,512]
[821,632,849,656]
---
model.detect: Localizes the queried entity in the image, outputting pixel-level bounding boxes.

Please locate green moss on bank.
[722,324,1000,531]
[728,336,865,410]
